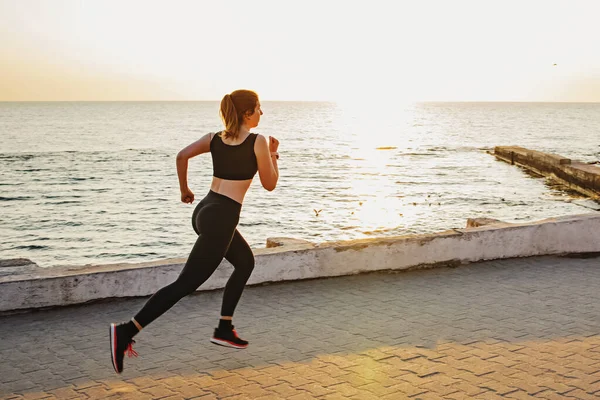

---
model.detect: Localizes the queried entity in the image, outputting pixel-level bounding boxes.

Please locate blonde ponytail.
[219,90,259,140]
[220,94,239,139]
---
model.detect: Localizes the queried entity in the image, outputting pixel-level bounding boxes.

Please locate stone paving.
[1,255,600,399]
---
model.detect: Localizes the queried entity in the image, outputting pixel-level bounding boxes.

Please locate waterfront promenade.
[1,255,600,399]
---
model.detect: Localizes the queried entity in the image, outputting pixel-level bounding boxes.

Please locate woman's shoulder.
[209,131,224,142]
[252,132,267,143]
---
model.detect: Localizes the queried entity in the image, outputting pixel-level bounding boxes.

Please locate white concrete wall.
[1,213,599,312]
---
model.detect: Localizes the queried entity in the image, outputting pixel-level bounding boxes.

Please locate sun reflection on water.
[330,100,425,235]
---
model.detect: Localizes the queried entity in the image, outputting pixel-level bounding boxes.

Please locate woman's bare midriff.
[210,177,252,205]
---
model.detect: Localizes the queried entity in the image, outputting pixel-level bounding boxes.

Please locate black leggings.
[134,190,255,328]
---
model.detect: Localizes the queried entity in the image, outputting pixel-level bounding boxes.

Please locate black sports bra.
[210,132,258,180]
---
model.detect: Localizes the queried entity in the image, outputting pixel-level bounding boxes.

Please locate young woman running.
[109,89,279,374]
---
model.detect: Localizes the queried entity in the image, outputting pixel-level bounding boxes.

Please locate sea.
[1,101,599,268]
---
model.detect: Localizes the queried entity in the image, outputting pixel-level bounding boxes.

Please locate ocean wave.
[42,195,83,199]
[395,181,464,186]
[239,221,267,227]
[423,146,482,153]
[70,177,98,181]
[0,150,129,160]
[0,154,36,161]
[57,221,83,226]
[399,152,436,156]
[94,252,161,258]
[0,196,33,201]
[362,226,403,235]
[395,181,428,185]
[11,244,48,250]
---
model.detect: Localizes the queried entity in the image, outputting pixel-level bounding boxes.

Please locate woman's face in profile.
[246,102,263,128]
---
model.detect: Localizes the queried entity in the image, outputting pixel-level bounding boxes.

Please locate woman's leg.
[221,229,255,317]
[133,229,233,328]
[110,201,238,373]
[210,229,255,349]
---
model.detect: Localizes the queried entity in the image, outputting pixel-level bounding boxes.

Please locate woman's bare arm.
[176,133,213,192]
[255,134,279,191]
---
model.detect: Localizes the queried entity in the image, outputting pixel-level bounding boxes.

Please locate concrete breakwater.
[493,146,600,200]
[1,213,600,313]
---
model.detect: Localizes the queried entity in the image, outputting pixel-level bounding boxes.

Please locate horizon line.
[2,100,600,104]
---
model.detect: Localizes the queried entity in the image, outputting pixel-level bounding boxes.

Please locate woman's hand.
[269,136,279,153]
[181,188,194,204]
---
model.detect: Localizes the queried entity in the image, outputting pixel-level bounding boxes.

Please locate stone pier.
[493,146,600,199]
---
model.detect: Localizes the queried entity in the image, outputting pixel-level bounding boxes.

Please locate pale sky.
[1,0,599,102]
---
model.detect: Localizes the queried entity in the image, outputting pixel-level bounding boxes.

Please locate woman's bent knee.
[240,259,255,277]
